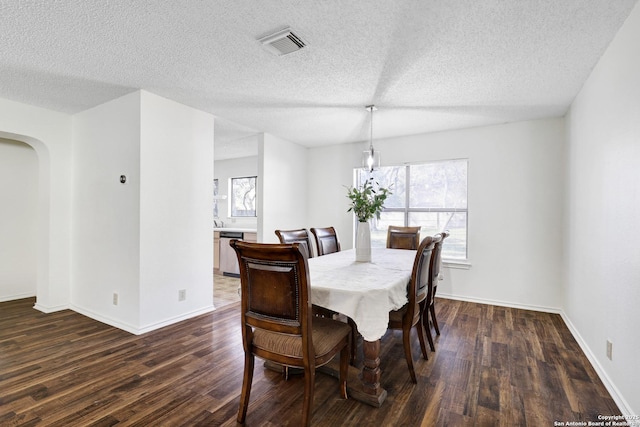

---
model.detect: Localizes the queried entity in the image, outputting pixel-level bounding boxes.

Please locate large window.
[356,160,468,260]
[230,176,257,217]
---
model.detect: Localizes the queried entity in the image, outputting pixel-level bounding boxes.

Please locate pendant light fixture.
[362,105,380,173]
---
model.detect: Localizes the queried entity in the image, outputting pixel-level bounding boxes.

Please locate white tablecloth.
[308,248,416,341]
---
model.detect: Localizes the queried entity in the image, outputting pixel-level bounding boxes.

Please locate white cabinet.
[213,231,220,272]
[214,230,257,276]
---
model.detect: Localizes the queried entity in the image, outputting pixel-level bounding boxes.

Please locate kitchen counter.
[213,227,257,233]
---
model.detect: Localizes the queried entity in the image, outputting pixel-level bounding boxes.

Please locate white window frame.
[355,159,469,263]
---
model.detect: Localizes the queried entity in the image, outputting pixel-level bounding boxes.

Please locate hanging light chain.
[363,104,379,173]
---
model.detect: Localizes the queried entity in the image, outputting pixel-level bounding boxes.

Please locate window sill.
[443,260,471,270]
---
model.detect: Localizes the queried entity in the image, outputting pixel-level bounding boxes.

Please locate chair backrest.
[231,240,312,341]
[387,226,421,250]
[275,228,314,258]
[407,236,437,319]
[310,227,341,256]
[430,230,450,286]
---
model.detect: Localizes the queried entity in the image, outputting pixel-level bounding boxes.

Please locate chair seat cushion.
[253,316,351,359]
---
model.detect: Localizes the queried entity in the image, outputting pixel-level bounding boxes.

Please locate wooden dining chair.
[423,230,450,347]
[275,228,314,258]
[387,235,436,383]
[309,226,360,364]
[386,225,421,250]
[310,227,341,256]
[419,234,442,352]
[276,229,335,354]
[231,240,351,427]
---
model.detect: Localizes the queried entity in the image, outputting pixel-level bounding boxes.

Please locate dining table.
[307,247,416,407]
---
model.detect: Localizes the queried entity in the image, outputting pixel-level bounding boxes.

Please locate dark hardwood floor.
[0,296,620,426]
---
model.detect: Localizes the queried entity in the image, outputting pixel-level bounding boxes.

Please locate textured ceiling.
[2,0,638,156]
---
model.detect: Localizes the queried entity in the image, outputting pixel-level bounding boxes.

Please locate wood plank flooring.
[213,275,240,308]
[0,294,621,426]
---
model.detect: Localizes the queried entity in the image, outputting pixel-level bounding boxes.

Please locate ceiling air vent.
[258,27,307,56]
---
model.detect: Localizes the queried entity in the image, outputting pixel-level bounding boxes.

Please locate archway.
[0,131,51,310]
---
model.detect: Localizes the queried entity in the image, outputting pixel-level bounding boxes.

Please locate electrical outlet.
[113,292,119,305]
[606,340,613,360]
[178,289,186,301]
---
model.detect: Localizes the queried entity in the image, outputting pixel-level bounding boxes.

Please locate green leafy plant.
[346,177,391,222]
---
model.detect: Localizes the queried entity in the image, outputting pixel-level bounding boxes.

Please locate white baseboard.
[70,304,216,335]
[437,292,562,314]
[437,293,632,415]
[0,292,36,303]
[70,304,141,334]
[33,302,69,313]
[559,311,633,415]
[137,305,216,335]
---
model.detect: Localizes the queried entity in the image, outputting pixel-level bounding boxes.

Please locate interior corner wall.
[307,118,566,312]
[258,133,308,244]
[0,97,72,311]
[71,91,142,331]
[138,91,214,330]
[0,138,38,301]
[564,1,640,414]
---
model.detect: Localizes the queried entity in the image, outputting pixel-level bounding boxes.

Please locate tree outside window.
[231,176,257,217]
[213,179,219,219]
[355,160,468,260]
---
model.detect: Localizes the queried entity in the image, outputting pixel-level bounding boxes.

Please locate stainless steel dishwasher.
[219,231,244,277]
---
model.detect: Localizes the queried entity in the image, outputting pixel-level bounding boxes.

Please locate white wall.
[72,91,215,333]
[306,141,362,251]
[258,133,308,243]
[308,118,566,311]
[0,97,72,312]
[214,156,258,230]
[139,91,215,330]
[72,92,143,329]
[0,138,38,301]
[565,1,640,414]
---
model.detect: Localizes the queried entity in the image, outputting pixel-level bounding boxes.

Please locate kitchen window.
[355,159,468,260]
[213,179,219,219]
[230,176,257,217]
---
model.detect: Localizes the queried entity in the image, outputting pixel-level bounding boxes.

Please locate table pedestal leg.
[346,339,387,407]
[361,340,382,393]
